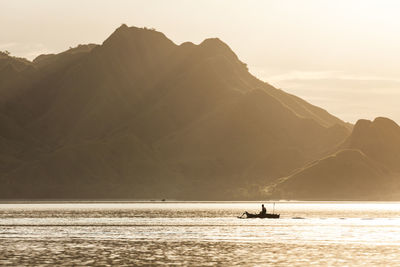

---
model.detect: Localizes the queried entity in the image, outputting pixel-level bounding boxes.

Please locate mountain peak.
[117,23,129,30]
[372,117,399,129]
[104,24,174,46]
[200,37,226,47]
[344,117,400,171]
[199,38,237,57]
[99,25,177,64]
[352,117,400,137]
[93,24,177,75]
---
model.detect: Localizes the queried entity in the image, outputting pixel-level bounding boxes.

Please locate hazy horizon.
[2,0,400,124]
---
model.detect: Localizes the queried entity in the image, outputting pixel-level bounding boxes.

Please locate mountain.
[271,117,400,200]
[344,118,400,171]
[0,25,351,200]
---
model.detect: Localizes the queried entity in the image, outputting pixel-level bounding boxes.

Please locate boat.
[238,203,280,219]
[238,211,280,219]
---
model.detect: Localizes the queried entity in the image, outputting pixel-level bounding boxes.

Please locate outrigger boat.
[238,211,280,219]
[237,203,280,219]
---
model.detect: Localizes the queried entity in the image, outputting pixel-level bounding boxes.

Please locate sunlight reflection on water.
[1,202,400,266]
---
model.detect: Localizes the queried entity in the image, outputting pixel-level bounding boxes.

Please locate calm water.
[1,202,400,266]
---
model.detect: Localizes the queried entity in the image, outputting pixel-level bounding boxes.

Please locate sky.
[1,0,400,124]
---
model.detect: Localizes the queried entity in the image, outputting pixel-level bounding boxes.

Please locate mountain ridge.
[0,25,362,200]
[271,117,400,200]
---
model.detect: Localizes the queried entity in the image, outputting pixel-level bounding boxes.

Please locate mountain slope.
[271,117,400,200]
[0,25,350,200]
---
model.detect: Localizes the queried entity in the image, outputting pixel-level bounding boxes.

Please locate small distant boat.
[238,203,280,219]
[238,211,280,219]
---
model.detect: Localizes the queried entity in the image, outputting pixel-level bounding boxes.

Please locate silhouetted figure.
[260,204,267,215]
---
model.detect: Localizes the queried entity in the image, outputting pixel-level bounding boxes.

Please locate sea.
[1,201,400,266]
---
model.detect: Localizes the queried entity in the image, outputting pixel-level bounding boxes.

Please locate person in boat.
[260,204,267,215]
[242,204,267,218]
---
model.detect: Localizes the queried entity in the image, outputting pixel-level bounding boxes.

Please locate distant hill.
[0,25,352,199]
[271,117,400,200]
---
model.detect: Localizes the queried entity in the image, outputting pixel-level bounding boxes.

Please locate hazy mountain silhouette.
[271,117,400,200]
[0,25,355,199]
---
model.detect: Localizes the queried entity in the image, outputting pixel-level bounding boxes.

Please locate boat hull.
[244,212,280,219]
